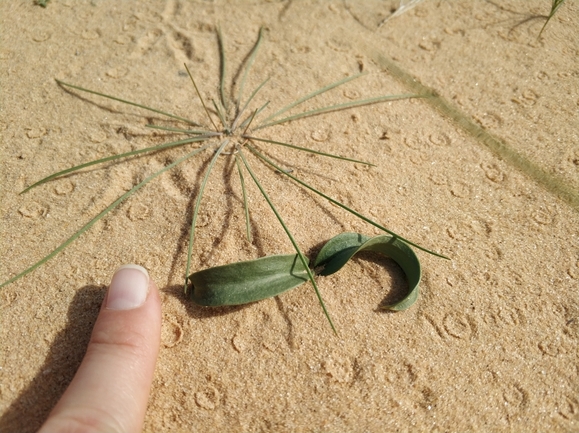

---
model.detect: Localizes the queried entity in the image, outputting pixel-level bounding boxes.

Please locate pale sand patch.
[1,1,577,432]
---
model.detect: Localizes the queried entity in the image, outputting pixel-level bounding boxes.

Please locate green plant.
[0,28,446,332]
[538,0,567,37]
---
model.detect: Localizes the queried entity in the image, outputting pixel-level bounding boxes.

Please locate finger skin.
[39,268,161,433]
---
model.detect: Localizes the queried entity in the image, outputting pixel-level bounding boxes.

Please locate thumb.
[39,264,161,433]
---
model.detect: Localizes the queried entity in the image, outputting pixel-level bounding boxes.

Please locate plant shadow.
[354,250,410,311]
[484,0,559,39]
[0,285,104,433]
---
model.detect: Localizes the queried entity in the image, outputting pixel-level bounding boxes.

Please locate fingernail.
[106,264,150,310]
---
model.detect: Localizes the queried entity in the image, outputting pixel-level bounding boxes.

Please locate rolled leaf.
[188,254,309,306]
[313,232,421,310]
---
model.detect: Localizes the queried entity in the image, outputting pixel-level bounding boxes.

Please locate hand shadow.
[0,285,104,433]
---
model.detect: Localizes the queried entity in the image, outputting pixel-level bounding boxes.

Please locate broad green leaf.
[187,254,309,306]
[314,232,422,311]
[187,232,422,316]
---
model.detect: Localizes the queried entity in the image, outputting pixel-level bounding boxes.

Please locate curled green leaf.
[188,232,422,316]
[314,232,421,311]
[187,254,309,306]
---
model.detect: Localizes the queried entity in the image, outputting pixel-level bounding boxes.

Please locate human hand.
[39,264,161,433]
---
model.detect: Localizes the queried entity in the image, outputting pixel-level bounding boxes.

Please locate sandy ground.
[1,1,578,432]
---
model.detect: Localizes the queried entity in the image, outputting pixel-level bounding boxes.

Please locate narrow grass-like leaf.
[232,77,270,132]
[145,124,219,136]
[378,0,425,27]
[184,139,230,292]
[257,93,421,130]
[21,136,212,194]
[242,109,258,137]
[211,99,228,131]
[245,135,375,166]
[187,254,308,306]
[238,150,337,334]
[247,144,448,259]
[239,101,270,131]
[314,232,421,310]
[217,27,228,112]
[538,0,566,38]
[184,64,219,131]
[258,73,365,127]
[235,27,264,112]
[235,154,252,242]
[0,144,211,290]
[55,79,200,126]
